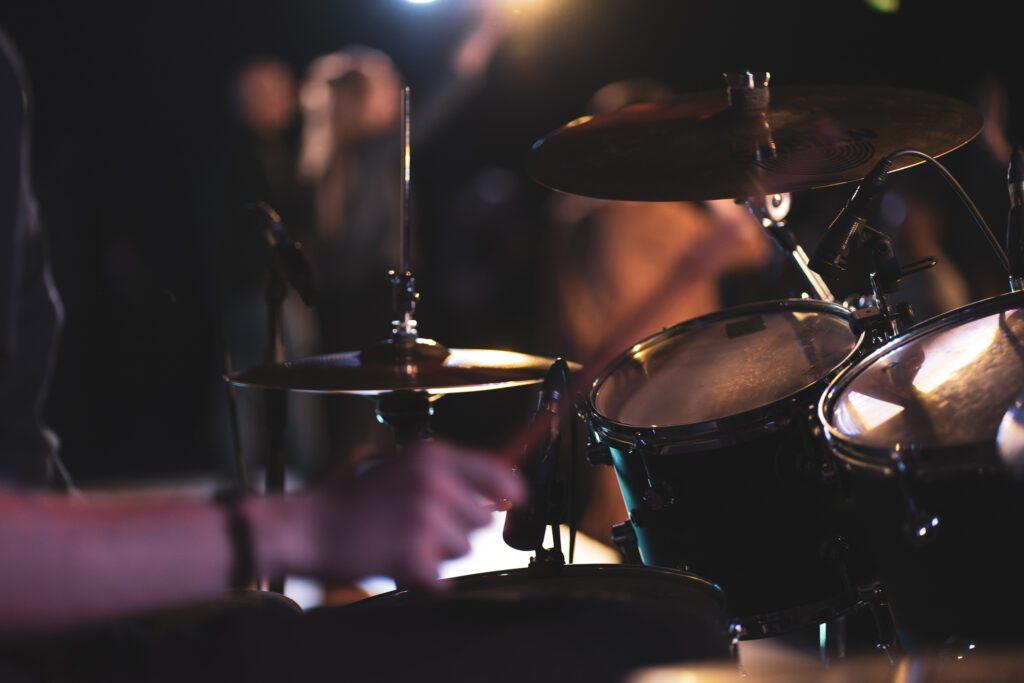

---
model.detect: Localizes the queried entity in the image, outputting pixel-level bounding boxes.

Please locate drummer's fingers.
[424,503,473,560]
[434,446,525,505]
[396,538,445,591]
[430,471,494,529]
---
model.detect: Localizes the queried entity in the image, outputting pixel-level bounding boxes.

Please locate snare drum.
[820,292,1024,649]
[587,299,875,638]
[304,565,732,682]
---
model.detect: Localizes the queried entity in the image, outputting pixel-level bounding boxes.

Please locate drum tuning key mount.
[630,432,675,515]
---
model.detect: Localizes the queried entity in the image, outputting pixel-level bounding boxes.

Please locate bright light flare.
[911,314,998,395]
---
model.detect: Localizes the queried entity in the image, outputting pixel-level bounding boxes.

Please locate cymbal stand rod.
[399,85,412,278]
[387,86,421,342]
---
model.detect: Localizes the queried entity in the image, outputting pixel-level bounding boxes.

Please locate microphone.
[250,201,318,307]
[503,359,569,552]
[809,157,894,284]
[1006,145,1024,282]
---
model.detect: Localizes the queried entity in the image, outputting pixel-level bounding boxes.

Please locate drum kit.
[227,72,1024,679]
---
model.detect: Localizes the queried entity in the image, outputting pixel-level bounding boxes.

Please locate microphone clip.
[853,223,935,340]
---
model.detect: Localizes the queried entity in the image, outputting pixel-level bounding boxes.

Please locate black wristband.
[213,489,256,590]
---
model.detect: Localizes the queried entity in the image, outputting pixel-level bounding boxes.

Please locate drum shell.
[305,565,733,682]
[819,292,1024,649]
[833,451,1024,649]
[587,299,875,636]
[600,397,873,632]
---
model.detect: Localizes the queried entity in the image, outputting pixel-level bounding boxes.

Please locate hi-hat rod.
[400,85,412,276]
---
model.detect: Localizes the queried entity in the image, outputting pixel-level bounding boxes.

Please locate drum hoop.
[590,299,864,448]
[734,581,879,640]
[819,291,1024,475]
[361,564,725,606]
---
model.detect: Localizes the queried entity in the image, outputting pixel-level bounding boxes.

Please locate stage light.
[865,0,900,12]
[406,0,438,4]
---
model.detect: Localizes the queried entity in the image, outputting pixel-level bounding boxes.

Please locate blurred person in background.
[295,2,509,466]
[221,57,324,476]
[544,80,773,546]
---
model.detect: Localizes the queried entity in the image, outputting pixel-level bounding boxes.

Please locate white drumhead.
[594,306,859,428]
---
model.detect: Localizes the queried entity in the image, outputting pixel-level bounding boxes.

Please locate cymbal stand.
[360,86,448,450]
[745,193,834,302]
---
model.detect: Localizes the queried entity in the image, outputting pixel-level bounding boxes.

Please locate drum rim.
[819,291,1024,475]
[360,563,725,605]
[589,298,864,446]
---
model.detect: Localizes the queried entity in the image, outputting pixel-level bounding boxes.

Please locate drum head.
[827,294,1024,452]
[593,302,859,428]
[305,565,731,682]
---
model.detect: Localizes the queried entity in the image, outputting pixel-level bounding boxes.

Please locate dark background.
[0,0,1018,483]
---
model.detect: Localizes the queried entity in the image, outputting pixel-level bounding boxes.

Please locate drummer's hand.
[250,442,524,588]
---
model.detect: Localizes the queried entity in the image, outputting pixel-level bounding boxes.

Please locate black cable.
[881,148,1011,276]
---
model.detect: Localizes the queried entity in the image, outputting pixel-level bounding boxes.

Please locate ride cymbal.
[529,84,982,201]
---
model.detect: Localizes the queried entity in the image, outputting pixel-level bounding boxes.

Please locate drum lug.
[611,520,642,564]
[728,623,746,654]
[579,404,613,465]
[631,433,674,511]
[586,442,612,466]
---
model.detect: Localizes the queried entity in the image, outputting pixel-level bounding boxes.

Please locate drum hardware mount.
[585,440,613,466]
[579,403,614,466]
[375,390,434,447]
[630,432,675,511]
[744,192,835,302]
[858,221,934,340]
[611,520,643,564]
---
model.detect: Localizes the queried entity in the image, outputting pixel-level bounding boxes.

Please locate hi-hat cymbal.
[229,342,578,396]
[529,85,982,201]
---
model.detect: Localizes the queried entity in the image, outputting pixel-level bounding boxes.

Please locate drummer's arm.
[0,443,522,637]
[0,489,240,634]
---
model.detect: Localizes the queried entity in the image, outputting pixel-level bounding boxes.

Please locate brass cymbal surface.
[229,346,577,396]
[529,85,982,201]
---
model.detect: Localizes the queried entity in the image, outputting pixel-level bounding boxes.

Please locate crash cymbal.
[228,339,578,396]
[529,84,982,202]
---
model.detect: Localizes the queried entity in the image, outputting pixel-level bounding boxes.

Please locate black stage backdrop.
[0,0,1018,483]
